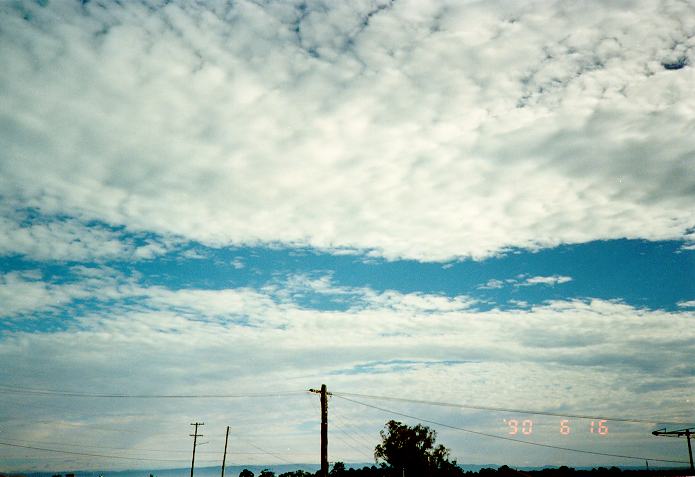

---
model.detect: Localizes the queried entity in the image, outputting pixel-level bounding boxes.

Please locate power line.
[0,437,317,455]
[0,419,146,434]
[0,418,200,435]
[331,432,374,462]
[330,414,376,455]
[236,437,297,465]
[0,441,217,463]
[0,385,305,399]
[333,395,689,465]
[331,391,689,425]
[0,437,206,453]
[330,414,377,454]
[330,408,380,445]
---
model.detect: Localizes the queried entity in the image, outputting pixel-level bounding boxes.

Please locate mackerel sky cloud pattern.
[0,0,694,471]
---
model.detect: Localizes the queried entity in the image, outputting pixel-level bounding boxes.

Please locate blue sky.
[1,0,695,472]
[2,237,694,326]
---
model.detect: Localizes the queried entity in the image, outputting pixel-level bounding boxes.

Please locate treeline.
[240,465,690,477]
[238,419,690,477]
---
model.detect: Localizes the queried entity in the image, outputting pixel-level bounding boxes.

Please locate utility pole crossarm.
[190,422,205,477]
[308,388,333,396]
[651,426,694,472]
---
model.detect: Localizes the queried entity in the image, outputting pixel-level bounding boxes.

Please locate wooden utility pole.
[190,422,204,477]
[221,426,230,477]
[309,384,329,477]
[321,384,328,477]
[652,426,694,472]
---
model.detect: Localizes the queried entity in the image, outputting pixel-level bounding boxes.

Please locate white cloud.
[0,271,69,317]
[231,257,245,269]
[518,275,573,286]
[0,274,693,469]
[678,300,695,308]
[1,0,693,261]
[180,248,208,259]
[478,274,573,289]
[478,279,505,289]
[0,203,175,261]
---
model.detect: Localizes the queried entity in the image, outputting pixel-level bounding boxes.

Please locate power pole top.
[190,422,205,477]
[308,388,332,395]
[651,427,694,472]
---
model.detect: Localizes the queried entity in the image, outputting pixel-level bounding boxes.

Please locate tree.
[374,420,463,477]
[259,470,275,477]
[330,462,347,476]
[239,471,255,477]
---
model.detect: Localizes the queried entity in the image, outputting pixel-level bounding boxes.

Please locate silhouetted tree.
[331,462,347,476]
[374,420,464,477]
[259,470,275,477]
[279,471,313,477]
[239,470,255,477]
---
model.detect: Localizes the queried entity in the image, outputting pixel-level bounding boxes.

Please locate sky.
[0,0,694,472]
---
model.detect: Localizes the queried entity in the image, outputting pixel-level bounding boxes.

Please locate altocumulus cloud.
[1,0,694,261]
[0,268,693,468]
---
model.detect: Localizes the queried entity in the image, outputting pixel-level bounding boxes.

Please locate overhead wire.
[331,432,374,462]
[2,385,689,466]
[330,391,690,425]
[329,415,375,460]
[0,441,217,463]
[332,394,689,465]
[0,437,315,456]
[4,384,685,424]
[330,414,377,458]
[0,384,305,399]
[236,437,298,465]
[330,405,380,445]
[0,436,313,465]
[0,418,193,435]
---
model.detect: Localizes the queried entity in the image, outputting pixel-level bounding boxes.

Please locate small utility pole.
[190,422,205,477]
[321,384,328,477]
[309,384,329,477]
[688,429,694,472]
[652,426,694,472]
[221,426,230,477]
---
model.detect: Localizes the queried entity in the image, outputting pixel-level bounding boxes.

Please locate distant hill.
[2,462,686,477]
[5,464,322,477]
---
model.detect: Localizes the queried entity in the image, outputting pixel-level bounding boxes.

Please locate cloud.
[231,257,246,269]
[0,270,71,317]
[478,279,505,290]
[0,266,146,318]
[0,270,693,469]
[1,0,694,261]
[518,275,573,286]
[478,274,572,289]
[678,300,695,308]
[0,203,174,261]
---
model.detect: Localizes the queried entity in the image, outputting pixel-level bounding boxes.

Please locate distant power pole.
[190,422,205,477]
[309,384,329,477]
[321,384,328,477]
[689,429,694,472]
[221,426,230,477]
[652,427,694,472]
